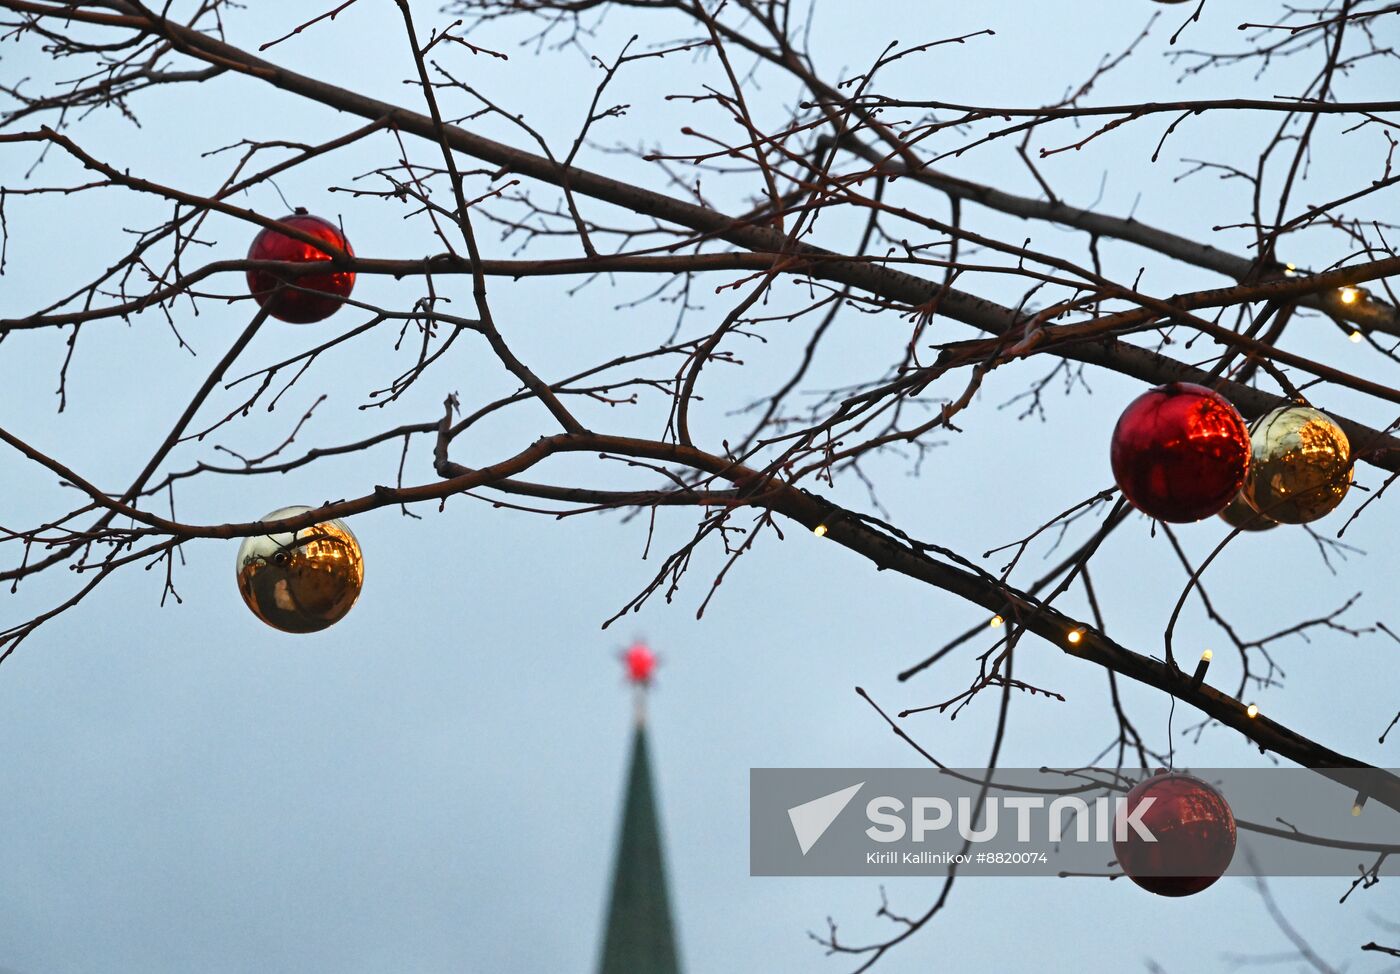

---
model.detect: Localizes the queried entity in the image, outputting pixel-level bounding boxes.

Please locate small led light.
[989,614,1004,628]
[1352,804,1363,817]
[1246,703,1259,719]
[1189,649,1213,690]
[1284,263,1297,277]
[1066,628,1083,646]
[1349,330,1363,343]
[1339,286,1360,305]
[813,524,828,538]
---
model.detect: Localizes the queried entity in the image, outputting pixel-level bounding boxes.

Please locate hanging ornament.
[1218,491,1277,532]
[1110,383,1251,522]
[236,505,364,633]
[1113,771,1236,897]
[1241,405,1352,524]
[246,208,355,323]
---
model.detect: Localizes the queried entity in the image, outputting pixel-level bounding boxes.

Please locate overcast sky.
[2,2,1397,972]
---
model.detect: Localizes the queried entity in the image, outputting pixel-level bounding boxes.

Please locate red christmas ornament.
[246,209,355,323]
[1113,772,1236,897]
[1110,382,1250,522]
[623,642,658,685]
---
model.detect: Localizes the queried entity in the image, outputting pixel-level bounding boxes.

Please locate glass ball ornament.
[1113,771,1236,897]
[1218,491,1277,532]
[246,209,355,323]
[1241,405,1352,524]
[1110,382,1251,523]
[235,505,364,633]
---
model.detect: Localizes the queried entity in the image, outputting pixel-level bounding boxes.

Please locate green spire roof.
[597,721,681,974]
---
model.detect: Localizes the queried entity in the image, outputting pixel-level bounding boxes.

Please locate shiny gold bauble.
[1241,406,1352,524]
[235,505,364,633]
[1218,491,1277,532]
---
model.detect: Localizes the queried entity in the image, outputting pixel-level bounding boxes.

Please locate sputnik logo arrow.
[787,782,865,855]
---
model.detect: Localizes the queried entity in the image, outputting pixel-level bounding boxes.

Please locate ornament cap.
[293,206,309,216]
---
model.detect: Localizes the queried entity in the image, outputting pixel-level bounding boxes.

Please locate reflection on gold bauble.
[236,505,364,633]
[1242,406,1352,524]
[1218,491,1277,532]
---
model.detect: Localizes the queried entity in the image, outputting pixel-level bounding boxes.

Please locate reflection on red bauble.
[246,208,355,323]
[1110,383,1250,522]
[1113,772,1236,897]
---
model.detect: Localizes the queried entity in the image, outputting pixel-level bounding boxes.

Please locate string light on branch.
[1349,330,1363,343]
[1110,383,1251,523]
[235,505,364,633]
[812,523,829,538]
[1189,649,1212,690]
[1246,703,1260,719]
[1283,263,1298,277]
[246,209,356,323]
[989,614,1005,629]
[1338,286,1361,305]
[1066,627,1085,646]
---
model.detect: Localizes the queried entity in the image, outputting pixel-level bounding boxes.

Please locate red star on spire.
[623,641,658,686]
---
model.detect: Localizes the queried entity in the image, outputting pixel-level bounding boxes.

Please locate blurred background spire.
[597,642,680,974]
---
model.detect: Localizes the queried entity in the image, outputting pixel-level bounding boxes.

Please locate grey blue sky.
[2,2,1397,971]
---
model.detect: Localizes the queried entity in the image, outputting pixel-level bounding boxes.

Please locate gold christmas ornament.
[1242,406,1352,524]
[1218,491,1277,532]
[235,505,364,633]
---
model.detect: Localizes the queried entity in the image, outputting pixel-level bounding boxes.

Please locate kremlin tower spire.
[596,642,682,974]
